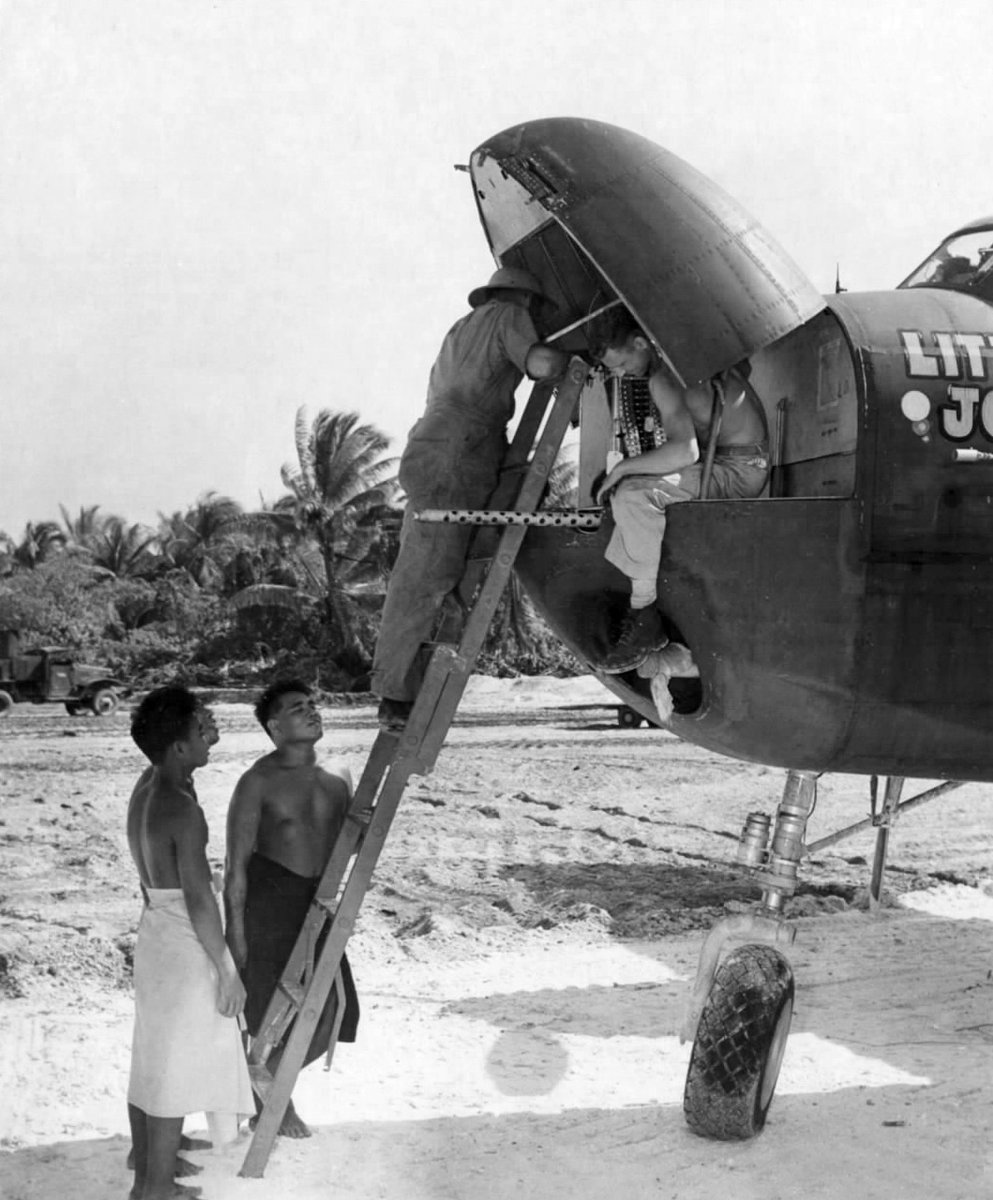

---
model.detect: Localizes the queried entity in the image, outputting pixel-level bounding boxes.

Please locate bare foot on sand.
[250,1099,312,1138]
[129,1182,203,1200]
[128,1131,211,1172]
[126,1150,203,1176]
[279,1100,312,1138]
[178,1136,211,1153]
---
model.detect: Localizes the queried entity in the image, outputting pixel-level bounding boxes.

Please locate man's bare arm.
[223,770,263,971]
[174,801,246,1018]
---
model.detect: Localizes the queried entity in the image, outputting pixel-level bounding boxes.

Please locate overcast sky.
[2,0,992,534]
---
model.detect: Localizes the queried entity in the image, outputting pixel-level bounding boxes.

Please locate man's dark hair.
[254,678,312,733]
[587,306,645,359]
[130,686,200,764]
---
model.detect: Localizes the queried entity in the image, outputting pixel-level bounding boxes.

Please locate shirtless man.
[125,699,219,1185]
[126,687,252,1200]
[224,679,360,1139]
[591,308,769,672]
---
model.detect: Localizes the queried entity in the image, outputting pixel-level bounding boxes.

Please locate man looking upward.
[224,679,359,1139]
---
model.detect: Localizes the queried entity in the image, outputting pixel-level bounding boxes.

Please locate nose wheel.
[683,943,795,1139]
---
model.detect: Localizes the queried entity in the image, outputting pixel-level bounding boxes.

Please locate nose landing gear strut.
[681,769,817,1139]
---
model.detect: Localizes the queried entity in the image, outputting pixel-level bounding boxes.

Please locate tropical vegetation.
[0,408,579,694]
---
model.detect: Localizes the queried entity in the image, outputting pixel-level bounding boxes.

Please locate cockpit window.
[899,228,993,298]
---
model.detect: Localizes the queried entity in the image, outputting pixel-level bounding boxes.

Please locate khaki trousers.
[371,415,505,701]
[605,456,769,586]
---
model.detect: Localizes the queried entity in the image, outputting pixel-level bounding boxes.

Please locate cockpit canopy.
[898,217,993,301]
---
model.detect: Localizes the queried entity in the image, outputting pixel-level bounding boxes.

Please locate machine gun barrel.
[415,508,602,528]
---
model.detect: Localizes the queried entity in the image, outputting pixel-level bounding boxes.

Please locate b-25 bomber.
[460,116,993,1139]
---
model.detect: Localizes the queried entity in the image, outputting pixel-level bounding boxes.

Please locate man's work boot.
[378,698,413,730]
[636,642,698,680]
[599,606,668,674]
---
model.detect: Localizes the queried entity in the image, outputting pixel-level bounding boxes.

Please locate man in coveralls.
[371,266,569,729]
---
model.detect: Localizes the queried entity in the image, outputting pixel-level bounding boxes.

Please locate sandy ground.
[1,676,992,1200]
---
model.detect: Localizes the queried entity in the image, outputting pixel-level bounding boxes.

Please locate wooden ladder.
[239,357,589,1177]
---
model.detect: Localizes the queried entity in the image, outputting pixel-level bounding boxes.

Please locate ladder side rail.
[446,367,580,619]
[374,641,471,774]
[239,753,420,1178]
[486,373,573,508]
[413,537,529,770]
[242,646,462,1174]
[241,359,586,1177]
[500,379,556,474]
[500,359,586,513]
[447,378,556,611]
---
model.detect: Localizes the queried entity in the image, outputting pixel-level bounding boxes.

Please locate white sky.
[2,0,992,534]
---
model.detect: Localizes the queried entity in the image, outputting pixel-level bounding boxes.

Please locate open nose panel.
[470,117,826,384]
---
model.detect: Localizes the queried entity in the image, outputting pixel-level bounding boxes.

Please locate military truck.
[0,630,130,716]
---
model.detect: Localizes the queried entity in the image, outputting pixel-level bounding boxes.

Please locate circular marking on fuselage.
[900,390,932,422]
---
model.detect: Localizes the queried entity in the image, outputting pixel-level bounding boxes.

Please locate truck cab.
[0,630,129,716]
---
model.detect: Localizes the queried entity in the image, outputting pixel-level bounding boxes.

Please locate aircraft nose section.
[472,117,826,383]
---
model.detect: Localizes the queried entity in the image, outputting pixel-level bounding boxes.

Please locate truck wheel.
[617,705,643,728]
[89,688,119,717]
[0,690,13,716]
[683,944,794,1140]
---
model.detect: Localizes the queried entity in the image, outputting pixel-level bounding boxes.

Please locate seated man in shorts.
[591,307,769,672]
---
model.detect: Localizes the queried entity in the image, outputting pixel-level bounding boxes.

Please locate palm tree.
[10,521,67,568]
[157,492,245,588]
[60,504,107,550]
[233,408,400,660]
[0,531,15,577]
[86,517,160,579]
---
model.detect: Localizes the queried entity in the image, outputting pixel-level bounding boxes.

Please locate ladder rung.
[346,804,375,829]
[276,980,305,1009]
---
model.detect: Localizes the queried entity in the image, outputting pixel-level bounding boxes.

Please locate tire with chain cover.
[683,943,794,1139]
[0,690,13,716]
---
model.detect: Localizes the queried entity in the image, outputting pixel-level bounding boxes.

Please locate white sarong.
[128,888,253,1119]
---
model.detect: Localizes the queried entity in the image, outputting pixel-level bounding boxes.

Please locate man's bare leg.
[127,1129,205,1176]
[128,1104,148,1200]
[144,1114,203,1200]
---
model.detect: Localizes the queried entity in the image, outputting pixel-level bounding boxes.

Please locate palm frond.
[229,584,318,613]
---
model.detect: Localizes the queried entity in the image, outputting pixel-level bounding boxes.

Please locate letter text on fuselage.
[900,330,993,382]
